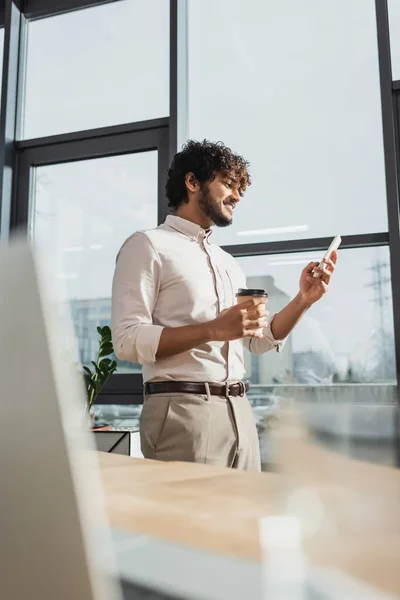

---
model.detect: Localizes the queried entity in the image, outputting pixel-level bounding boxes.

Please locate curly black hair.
[165,139,251,210]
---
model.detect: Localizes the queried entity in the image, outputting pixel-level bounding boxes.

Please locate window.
[30,151,158,372]
[388,0,400,80]
[22,0,169,139]
[188,0,388,246]
[0,0,398,430]
[238,246,396,387]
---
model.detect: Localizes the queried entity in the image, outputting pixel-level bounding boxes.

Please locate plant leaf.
[99,346,113,358]
[99,358,111,373]
[90,361,103,377]
[87,381,97,395]
[86,326,117,403]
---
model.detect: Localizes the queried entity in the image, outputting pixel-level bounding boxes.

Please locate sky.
[188,0,388,246]
[23,0,169,138]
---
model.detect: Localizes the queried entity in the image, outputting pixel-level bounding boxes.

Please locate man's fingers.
[237,297,267,310]
[244,329,264,338]
[244,317,268,330]
[317,266,331,277]
[313,280,329,293]
[246,307,269,319]
[312,266,331,278]
[305,261,320,273]
[306,275,329,291]
[321,268,332,283]
[313,267,332,284]
[307,250,338,276]
[322,257,335,272]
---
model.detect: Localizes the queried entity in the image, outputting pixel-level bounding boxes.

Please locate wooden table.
[98,425,400,598]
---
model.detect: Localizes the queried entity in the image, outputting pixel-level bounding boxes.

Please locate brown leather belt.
[144,380,249,398]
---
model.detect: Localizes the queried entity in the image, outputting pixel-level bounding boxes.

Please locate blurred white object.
[260,515,307,600]
[0,237,121,600]
[130,431,144,458]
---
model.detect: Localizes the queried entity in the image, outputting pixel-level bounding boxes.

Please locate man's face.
[197,173,241,228]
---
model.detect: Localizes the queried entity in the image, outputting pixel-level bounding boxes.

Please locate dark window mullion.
[0,1,5,27]
[16,127,168,166]
[375,0,400,390]
[169,0,188,168]
[0,0,22,241]
[15,117,169,149]
[222,232,389,258]
[24,0,118,21]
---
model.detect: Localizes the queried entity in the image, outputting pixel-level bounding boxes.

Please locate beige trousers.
[140,391,261,472]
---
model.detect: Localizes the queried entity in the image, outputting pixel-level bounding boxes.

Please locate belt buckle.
[239,381,245,397]
[225,381,230,398]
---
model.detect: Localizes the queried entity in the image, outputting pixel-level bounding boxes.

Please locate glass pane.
[92,404,143,429]
[239,246,397,468]
[388,0,400,80]
[31,151,158,373]
[23,0,169,139]
[188,0,388,245]
[238,246,396,386]
[254,384,397,468]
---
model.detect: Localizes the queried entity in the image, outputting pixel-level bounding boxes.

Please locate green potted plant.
[82,325,117,427]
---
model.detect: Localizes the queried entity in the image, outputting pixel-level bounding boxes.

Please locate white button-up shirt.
[111,215,285,383]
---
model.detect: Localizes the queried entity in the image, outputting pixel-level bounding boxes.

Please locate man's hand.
[156,298,268,360]
[299,249,337,306]
[208,298,268,342]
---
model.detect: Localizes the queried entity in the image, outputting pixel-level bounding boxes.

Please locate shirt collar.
[165,214,213,243]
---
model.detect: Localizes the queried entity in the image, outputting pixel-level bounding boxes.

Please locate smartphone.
[313,235,341,278]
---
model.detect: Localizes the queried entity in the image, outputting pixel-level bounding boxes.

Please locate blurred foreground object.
[263,408,400,598]
[0,237,121,600]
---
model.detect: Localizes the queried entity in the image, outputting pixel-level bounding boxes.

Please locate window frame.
[0,0,398,409]
[14,119,170,228]
[15,122,169,398]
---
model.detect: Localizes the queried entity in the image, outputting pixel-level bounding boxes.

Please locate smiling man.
[111,139,337,471]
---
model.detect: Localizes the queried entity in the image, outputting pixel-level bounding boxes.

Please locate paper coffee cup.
[236,288,268,336]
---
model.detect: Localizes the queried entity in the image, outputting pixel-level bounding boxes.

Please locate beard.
[198,186,232,228]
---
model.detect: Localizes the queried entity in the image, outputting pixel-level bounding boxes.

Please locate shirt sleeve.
[111,232,164,365]
[243,314,287,355]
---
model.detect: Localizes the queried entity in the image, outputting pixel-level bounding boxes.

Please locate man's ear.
[185,172,199,193]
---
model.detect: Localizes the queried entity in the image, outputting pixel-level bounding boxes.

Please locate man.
[111,140,337,471]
